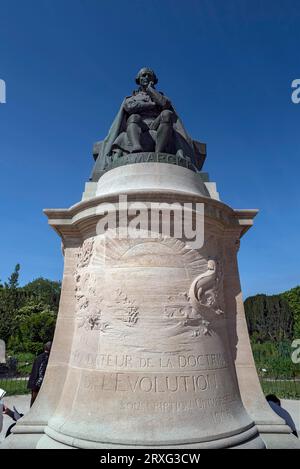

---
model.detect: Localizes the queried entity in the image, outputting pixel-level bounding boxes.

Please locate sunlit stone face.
[45,230,252,446]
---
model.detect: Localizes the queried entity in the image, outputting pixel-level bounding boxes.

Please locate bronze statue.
[91,68,206,179]
[112,67,182,154]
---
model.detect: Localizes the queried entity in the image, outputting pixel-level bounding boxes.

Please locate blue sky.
[0,0,299,298]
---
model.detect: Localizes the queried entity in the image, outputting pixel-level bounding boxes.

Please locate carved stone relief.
[110,289,139,326]
[163,258,224,338]
[75,240,140,332]
[77,238,95,269]
[189,259,224,317]
[73,233,225,352]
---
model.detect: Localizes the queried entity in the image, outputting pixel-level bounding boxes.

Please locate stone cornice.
[44,192,258,241]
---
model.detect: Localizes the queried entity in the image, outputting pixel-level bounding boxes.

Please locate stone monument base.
[2,163,299,450]
[36,425,264,449]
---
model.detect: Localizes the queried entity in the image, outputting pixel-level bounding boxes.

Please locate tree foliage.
[6,263,20,289]
[22,278,61,312]
[282,286,300,338]
[245,287,300,379]
[244,294,294,343]
[0,265,61,354]
[8,302,57,355]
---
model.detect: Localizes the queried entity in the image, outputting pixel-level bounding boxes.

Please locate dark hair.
[44,341,52,353]
[266,394,281,406]
[135,67,158,86]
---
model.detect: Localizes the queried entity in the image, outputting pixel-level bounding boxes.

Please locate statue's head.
[135,67,158,87]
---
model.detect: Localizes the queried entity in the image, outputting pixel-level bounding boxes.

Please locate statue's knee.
[160,109,173,123]
[127,114,142,125]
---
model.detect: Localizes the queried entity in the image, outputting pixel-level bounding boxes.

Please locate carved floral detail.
[78,312,109,332]
[76,294,89,311]
[75,291,108,331]
[77,238,94,269]
[110,289,139,326]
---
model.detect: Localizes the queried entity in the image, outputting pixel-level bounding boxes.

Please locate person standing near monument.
[27,341,52,407]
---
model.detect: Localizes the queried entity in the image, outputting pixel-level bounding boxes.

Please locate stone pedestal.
[2,162,298,449]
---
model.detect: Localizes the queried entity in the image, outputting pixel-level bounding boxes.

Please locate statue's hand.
[149,117,160,131]
[146,82,156,96]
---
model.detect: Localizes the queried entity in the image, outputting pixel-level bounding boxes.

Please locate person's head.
[135,67,158,89]
[266,394,281,406]
[44,341,52,354]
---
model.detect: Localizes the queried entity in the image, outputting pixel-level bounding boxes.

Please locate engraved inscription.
[83,372,218,394]
[119,393,238,414]
[71,350,228,371]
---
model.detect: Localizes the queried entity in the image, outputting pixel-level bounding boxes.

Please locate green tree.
[245,294,294,343]
[245,288,300,380]
[282,286,300,338]
[23,278,61,313]
[0,264,24,342]
[6,263,20,289]
[0,267,61,351]
[8,300,57,355]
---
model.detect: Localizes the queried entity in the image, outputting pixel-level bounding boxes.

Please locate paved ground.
[0,394,30,442]
[281,399,300,433]
[0,395,299,444]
